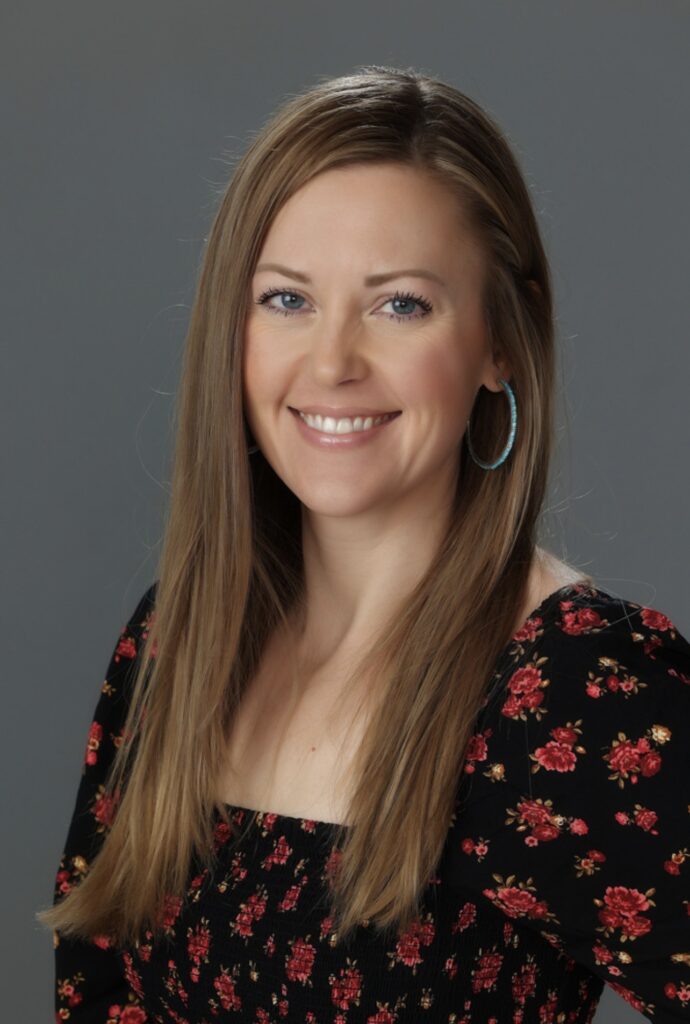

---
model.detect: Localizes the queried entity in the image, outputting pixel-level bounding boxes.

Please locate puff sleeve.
[52,582,157,1023]
[447,587,690,1022]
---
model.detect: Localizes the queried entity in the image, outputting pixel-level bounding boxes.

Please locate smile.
[297,410,398,434]
[289,407,401,449]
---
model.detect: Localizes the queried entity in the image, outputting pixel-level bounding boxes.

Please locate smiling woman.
[38,64,690,1023]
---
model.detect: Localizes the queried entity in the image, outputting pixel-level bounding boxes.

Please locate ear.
[481,347,512,394]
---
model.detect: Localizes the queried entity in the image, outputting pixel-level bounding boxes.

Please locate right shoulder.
[107,581,158,687]
[86,581,159,763]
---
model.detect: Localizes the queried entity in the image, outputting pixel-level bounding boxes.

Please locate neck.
[296,480,455,666]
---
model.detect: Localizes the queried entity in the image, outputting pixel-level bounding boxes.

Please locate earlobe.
[485,353,511,393]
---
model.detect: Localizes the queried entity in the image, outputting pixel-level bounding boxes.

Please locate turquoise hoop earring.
[465,378,517,470]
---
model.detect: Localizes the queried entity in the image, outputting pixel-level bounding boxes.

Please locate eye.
[381,290,433,322]
[255,288,307,317]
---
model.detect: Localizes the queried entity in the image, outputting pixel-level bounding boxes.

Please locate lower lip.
[290,409,401,450]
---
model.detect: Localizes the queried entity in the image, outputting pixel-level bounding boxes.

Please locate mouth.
[289,407,401,435]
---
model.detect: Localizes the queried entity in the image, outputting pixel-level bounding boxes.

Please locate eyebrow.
[254,262,446,287]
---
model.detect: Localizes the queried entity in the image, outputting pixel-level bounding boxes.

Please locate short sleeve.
[52,582,157,1022]
[446,589,690,1022]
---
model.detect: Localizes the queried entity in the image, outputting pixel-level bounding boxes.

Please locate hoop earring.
[465,377,517,470]
[248,443,259,455]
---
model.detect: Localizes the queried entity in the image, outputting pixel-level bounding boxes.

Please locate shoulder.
[108,582,158,685]
[464,583,690,806]
[87,581,159,745]
[491,583,690,730]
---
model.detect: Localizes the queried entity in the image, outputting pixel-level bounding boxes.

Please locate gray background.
[3,1,688,1019]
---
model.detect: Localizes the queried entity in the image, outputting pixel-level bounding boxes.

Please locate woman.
[38,65,690,1022]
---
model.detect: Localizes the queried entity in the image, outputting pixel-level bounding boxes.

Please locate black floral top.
[52,581,690,1023]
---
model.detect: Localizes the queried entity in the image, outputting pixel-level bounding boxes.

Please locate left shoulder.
[495,583,690,732]
[464,583,690,814]
[546,582,688,671]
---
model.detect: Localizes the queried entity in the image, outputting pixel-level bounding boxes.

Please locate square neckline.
[218,579,595,832]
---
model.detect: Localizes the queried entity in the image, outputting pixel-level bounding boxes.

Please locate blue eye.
[254,287,433,321]
[255,289,307,316]
[383,290,433,320]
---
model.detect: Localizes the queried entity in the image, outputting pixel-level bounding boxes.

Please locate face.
[242,162,509,519]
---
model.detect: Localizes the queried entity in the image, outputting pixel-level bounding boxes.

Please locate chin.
[293,484,389,518]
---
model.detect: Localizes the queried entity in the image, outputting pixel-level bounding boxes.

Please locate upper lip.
[289,406,401,418]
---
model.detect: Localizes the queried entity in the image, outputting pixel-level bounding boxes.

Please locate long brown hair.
[37,64,592,949]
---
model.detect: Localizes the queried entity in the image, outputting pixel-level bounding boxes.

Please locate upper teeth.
[298,411,395,434]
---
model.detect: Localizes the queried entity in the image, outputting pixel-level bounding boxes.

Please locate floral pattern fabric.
[53,581,690,1022]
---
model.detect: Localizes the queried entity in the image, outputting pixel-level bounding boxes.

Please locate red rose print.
[471,949,503,993]
[85,721,103,766]
[120,1008,148,1024]
[512,958,537,1003]
[161,894,183,930]
[531,739,577,773]
[278,875,308,912]
[500,665,549,720]
[261,834,293,870]
[595,885,655,941]
[633,807,659,834]
[560,607,607,636]
[641,608,675,633]
[605,733,663,786]
[531,822,560,842]
[508,666,543,696]
[231,887,268,939]
[569,818,589,835]
[213,821,232,849]
[640,750,662,777]
[464,731,489,772]
[121,952,145,1000]
[187,918,211,972]
[329,963,363,1010]
[451,901,477,935]
[213,967,242,1011]
[286,937,317,984]
[324,848,342,882]
[484,878,558,925]
[114,633,137,663]
[92,788,118,829]
[516,798,552,826]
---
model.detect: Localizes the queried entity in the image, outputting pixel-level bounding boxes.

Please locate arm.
[448,589,690,1021]
[53,583,157,1022]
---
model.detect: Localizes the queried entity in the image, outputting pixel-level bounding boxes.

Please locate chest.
[217,647,364,826]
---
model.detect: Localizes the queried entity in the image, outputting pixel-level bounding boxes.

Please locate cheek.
[242,331,283,410]
[397,349,479,431]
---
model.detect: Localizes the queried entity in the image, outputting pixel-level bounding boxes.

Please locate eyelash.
[254,286,433,322]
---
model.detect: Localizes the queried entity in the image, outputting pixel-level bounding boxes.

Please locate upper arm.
[53,583,156,1020]
[447,591,690,1021]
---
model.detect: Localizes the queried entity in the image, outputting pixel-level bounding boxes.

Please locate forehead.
[258,163,484,278]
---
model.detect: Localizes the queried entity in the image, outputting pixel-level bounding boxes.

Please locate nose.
[307,317,367,387]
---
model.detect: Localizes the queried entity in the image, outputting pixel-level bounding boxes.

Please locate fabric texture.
[52,580,690,1022]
